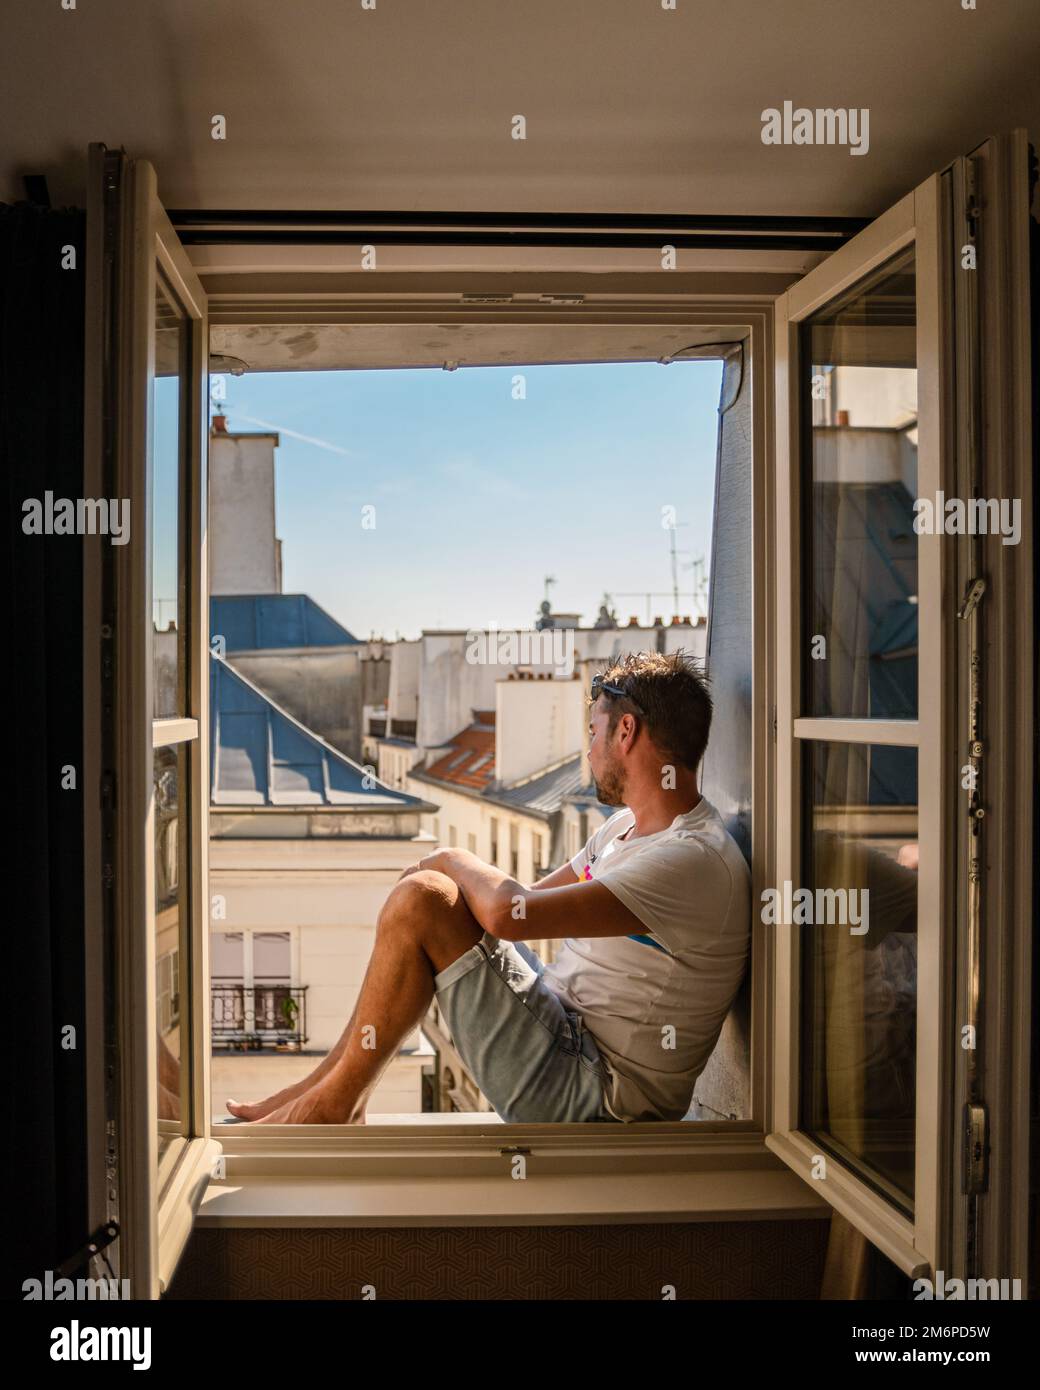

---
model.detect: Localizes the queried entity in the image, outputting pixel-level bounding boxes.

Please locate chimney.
[212,414,228,433]
[836,409,850,427]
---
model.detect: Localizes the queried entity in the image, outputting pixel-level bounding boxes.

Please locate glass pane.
[799,740,918,1208]
[253,932,291,981]
[155,743,188,1154]
[802,249,918,719]
[152,271,188,717]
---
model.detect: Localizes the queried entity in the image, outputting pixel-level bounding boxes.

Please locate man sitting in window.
[229,651,752,1125]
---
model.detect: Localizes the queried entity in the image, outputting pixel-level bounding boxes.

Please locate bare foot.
[226,1080,317,1121]
[250,1083,366,1125]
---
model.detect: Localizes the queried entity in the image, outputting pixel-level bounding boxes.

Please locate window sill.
[199,1122,830,1229]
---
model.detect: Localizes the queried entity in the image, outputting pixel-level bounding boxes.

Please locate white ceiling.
[209,321,743,372]
[3,0,1037,217]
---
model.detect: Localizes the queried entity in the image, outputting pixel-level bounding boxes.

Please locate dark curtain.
[1,200,87,1293]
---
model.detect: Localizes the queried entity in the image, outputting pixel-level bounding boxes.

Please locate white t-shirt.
[541,796,751,1122]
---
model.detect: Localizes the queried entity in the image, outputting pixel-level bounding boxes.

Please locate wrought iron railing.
[211,984,308,1049]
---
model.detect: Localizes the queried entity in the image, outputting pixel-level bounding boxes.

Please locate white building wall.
[417,631,560,751]
[387,640,420,725]
[660,623,708,661]
[828,364,918,430]
[377,740,425,791]
[209,430,281,595]
[209,837,428,1116]
[495,676,584,786]
[409,778,550,883]
[572,622,707,666]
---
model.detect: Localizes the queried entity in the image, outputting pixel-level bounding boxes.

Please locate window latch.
[55,1220,120,1279]
[962,1103,989,1195]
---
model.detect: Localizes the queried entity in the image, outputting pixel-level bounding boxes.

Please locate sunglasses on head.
[590,674,646,718]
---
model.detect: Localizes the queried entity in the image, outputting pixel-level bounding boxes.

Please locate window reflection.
[153,274,187,718]
[154,744,187,1148]
[800,741,918,1208]
[802,249,918,720]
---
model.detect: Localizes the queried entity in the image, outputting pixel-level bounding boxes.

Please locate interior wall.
[692,344,753,1121]
[166,1219,829,1300]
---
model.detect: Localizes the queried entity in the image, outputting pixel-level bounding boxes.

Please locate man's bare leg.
[226,997,362,1120]
[233,870,484,1125]
[228,868,433,1120]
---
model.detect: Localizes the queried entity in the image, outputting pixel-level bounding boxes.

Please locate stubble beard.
[593,757,627,808]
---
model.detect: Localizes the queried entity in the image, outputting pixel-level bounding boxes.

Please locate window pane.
[152,272,188,717]
[253,931,291,980]
[799,740,918,1208]
[802,249,918,719]
[155,742,189,1153]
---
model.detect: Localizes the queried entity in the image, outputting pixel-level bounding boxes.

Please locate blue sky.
[214,359,723,639]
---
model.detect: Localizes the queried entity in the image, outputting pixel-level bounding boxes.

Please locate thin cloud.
[225,409,355,457]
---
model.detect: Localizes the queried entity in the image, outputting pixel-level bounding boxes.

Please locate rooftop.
[210,593,359,653]
[414,708,598,818]
[420,719,497,792]
[210,655,428,811]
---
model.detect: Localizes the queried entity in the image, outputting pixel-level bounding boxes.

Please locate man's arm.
[529,862,580,890]
[413,848,644,943]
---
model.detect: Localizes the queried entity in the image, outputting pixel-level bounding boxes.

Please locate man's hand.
[416,848,460,876]
[398,848,469,881]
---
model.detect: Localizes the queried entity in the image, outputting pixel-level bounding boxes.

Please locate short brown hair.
[590,649,712,772]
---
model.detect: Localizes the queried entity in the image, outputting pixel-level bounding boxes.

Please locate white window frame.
[99,151,988,1283]
[198,297,784,1216]
[86,148,220,1298]
[770,180,944,1277]
[767,132,1034,1285]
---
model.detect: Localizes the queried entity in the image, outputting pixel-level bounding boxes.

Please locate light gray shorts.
[433,931,618,1124]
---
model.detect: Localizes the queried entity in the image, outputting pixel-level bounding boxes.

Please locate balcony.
[211,984,309,1051]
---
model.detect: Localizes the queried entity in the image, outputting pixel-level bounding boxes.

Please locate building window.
[490,816,499,865]
[156,948,180,1033]
[210,930,302,1051]
[448,825,457,847]
[467,832,477,853]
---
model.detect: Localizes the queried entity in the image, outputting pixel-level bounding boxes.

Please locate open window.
[767,133,1033,1282]
[85,145,218,1298]
[85,133,1032,1298]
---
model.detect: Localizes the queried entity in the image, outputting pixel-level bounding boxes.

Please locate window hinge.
[962,1102,989,1195]
[957,576,986,620]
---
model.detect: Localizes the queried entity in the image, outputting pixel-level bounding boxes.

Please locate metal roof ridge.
[501,750,582,790]
[212,652,425,808]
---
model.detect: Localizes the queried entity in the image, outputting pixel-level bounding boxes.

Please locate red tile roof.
[422,717,496,790]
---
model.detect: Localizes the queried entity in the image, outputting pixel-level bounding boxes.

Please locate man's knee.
[380,870,459,927]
